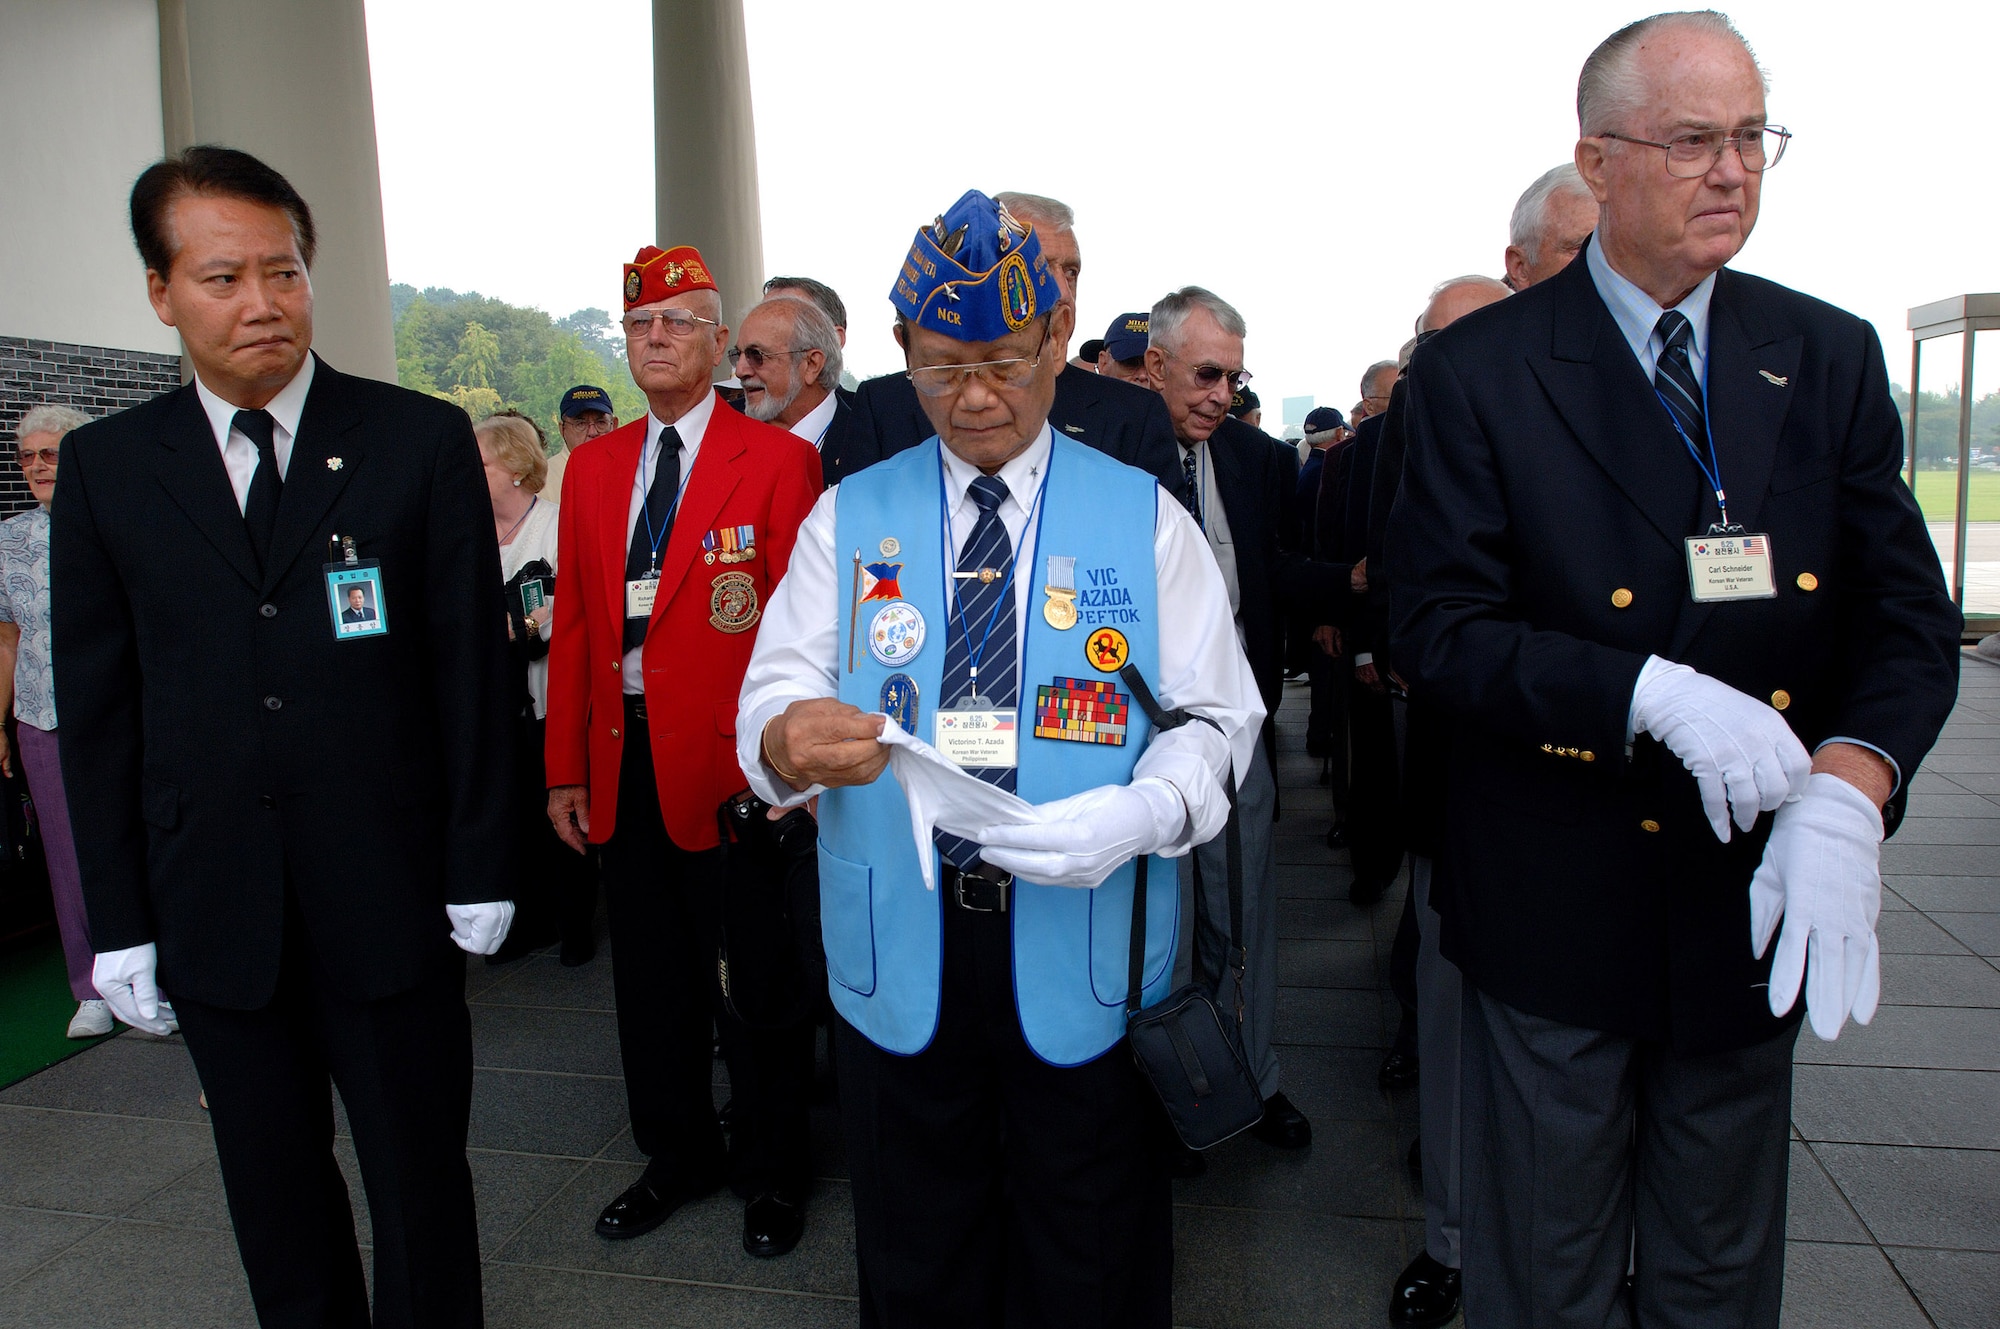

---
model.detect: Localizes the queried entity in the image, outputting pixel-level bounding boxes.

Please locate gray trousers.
[1175,736,1281,1098]
[1411,856,1463,1268]
[1461,985,1798,1329]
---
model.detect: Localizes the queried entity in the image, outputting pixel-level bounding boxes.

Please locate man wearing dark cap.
[1096,312,1155,387]
[1073,336,1105,371]
[1228,386,1263,429]
[739,189,1261,1327]
[544,383,618,505]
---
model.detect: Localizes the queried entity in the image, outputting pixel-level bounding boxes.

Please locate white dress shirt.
[193,352,317,513]
[789,389,839,451]
[622,389,713,693]
[737,423,1265,853]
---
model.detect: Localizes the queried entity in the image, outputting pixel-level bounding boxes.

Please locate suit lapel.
[652,405,745,638]
[152,387,263,591]
[1704,269,1799,534]
[263,362,364,589]
[1208,423,1261,548]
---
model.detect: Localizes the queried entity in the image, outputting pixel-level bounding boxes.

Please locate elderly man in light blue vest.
[738,189,1261,1327]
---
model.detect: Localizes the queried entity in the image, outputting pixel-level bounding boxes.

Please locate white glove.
[1629,656,1811,841]
[1749,772,1884,1041]
[92,943,179,1036]
[446,901,516,955]
[973,778,1187,890]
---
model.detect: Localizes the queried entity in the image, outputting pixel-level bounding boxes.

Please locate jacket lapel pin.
[1758,370,1789,387]
[1063,424,1085,435]
[327,457,344,471]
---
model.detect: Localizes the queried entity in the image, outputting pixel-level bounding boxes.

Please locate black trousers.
[511,714,595,950]
[599,699,811,1194]
[1345,681,1405,888]
[836,901,1172,1329]
[175,903,481,1329]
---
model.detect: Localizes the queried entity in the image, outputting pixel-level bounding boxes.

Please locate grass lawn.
[1911,468,2000,522]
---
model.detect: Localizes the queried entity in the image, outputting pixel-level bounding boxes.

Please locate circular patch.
[623,268,643,305]
[880,536,901,557]
[1086,627,1129,673]
[999,251,1035,331]
[708,571,761,634]
[869,602,927,667]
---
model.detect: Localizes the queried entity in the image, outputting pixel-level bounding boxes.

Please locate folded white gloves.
[974,778,1189,891]
[1629,656,1812,841]
[446,901,516,956]
[1750,771,1883,1041]
[91,943,179,1036]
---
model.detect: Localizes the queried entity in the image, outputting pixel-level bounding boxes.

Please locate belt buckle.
[952,866,1012,913]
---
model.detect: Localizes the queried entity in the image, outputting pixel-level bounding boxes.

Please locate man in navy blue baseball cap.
[1096,311,1153,387]
[545,383,619,504]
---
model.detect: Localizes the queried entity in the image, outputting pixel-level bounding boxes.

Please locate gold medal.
[1043,588,1078,630]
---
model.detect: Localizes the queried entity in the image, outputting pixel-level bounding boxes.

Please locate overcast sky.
[365,0,2000,421]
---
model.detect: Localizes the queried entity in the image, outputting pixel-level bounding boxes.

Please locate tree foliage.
[391,283,647,447]
[1892,382,2000,468]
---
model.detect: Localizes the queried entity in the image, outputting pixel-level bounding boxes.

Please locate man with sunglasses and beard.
[733,295,856,474]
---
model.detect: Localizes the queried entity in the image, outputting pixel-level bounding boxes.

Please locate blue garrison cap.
[890,189,1062,344]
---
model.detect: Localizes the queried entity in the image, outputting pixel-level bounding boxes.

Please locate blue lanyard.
[934,442,1053,700]
[1652,348,1734,532]
[634,429,691,572]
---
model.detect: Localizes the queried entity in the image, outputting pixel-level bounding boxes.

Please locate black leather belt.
[624,692,647,721]
[942,862,1013,913]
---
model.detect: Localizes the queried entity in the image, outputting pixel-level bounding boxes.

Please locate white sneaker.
[68,999,113,1038]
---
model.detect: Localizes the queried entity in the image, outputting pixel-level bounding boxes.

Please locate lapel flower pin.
[327,457,344,471]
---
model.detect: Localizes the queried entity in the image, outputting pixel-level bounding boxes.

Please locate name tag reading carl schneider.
[1685,532,1776,603]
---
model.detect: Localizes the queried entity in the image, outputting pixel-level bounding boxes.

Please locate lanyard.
[934,443,1053,700]
[633,428,692,573]
[1652,347,1735,532]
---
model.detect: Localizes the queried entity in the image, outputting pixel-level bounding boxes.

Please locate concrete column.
[171,0,396,382]
[652,0,765,327]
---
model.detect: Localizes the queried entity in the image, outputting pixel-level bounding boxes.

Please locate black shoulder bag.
[714,789,825,1029]
[1118,664,1265,1150]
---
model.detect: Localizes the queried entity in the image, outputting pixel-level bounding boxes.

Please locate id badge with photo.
[1684,531,1777,603]
[625,573,659,622]
[325,560,389,640]
[934,700,1019,769]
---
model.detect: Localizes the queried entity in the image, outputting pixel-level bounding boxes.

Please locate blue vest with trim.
[819,437,1178,1066]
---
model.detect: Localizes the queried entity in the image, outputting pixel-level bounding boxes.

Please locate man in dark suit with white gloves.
[1387,14,1960,1328]
[55,146,516,1329]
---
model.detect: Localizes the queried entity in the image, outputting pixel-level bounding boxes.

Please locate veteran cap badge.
[888,189,1062,344]
[623,243,719,312]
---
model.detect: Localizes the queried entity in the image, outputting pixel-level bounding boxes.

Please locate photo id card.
[325,561,389,640]
[519,575,551,618]
[935,703,1019,769]
[1684,532,1777,603]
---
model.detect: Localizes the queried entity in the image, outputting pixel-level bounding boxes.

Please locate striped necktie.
[1654,309,1705,445]
[934,474,1017,870]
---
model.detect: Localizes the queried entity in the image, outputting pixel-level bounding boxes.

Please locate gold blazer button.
[1796,572,1818,592]
[1640,819,1661,833]
[1771,690,1791,711]
[1611,588,1634,608]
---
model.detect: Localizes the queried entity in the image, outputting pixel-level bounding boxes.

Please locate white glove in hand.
[973,778,1187,890]
[1629,656,1811,841]
[92,943,179,1036]
[446,901,516,955]
[1750,772,1884,1041]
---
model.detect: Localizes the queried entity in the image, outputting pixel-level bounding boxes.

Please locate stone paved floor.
[1,664,1994,1327]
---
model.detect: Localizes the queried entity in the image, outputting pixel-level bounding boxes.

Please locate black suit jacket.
[1387,243,1961,1052]
[54,357,515,1009]
[814,385,865,489]
[844,364,1182,492]
[1201,417,1312,717]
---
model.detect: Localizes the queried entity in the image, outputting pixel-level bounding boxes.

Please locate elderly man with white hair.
[1389,12,1959,1326]
[1503,163,1601,291]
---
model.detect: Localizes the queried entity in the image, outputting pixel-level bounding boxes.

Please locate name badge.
[935,703,1018,769]
[325,560,388,640]
[626,574,659,620]
[1685,532,1776,602]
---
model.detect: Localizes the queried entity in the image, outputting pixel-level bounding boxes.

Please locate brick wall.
[0,336,182,517]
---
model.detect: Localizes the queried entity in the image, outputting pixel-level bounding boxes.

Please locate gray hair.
[761,296,843,391]
[1577,10,1768,137]
[1509,163,1594,256]
[995,191,1075,237]
[1417,275,1512,332]
[763,275,846,331]
[1149,286,1247,354]
[1360,360,1399,398]
[14,404,92,441]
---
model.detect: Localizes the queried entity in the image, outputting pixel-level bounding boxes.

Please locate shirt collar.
[645,386,718,461]
[193,351,317,450]
[789,388,839,447]
[939,423,1053,522]
[1585,233,1716,375]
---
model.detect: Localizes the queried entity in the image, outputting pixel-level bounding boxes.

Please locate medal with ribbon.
[1042,554,1078,630]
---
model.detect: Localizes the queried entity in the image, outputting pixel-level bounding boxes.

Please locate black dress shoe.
[1387,1251,1460,1327]
[1350,876,1389,907]
[1165,1141,1208,1178]
[595,1166,720,1239]
[559,934,595,967]
[1378,1050,1420,1091]
[1251,1090,1312,1149]
[1325,822,1350,849]
[742,1191,807,1258]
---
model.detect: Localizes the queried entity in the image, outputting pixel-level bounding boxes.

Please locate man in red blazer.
[545,244,821,1256]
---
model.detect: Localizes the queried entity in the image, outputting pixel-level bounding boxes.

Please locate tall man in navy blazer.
[55,147,516,1328]
[1387,14,1960,1327]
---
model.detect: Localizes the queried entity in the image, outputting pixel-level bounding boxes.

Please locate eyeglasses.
[729,345,808,370]
[15,447,58,467]
[906,324,1051,398]
[1597,124,1791,179]
[622,309,720,339]
[1162,348,1253,393]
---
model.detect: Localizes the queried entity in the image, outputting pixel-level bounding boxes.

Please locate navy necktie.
[935,474,1017,870]
[624,426,682,651]
[1180,445,1202,529]
[1654,310,1706,446]
[234,409,281,569]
